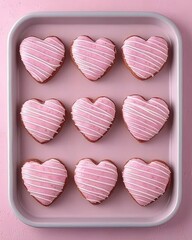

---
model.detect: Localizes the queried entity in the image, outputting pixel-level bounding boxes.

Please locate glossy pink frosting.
[20,36,65,83]
[74,159,118,204]
[71,35,116,81]
[122,36,168,79]
[22,159,68,206]
[122,158,171,206]
[71,97,116,142]
[21,99,65,143]
[122,95,170,141]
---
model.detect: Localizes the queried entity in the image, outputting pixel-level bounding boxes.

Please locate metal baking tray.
[8,11,182,227]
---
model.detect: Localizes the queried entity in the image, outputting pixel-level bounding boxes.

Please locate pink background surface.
[0,0,190,239]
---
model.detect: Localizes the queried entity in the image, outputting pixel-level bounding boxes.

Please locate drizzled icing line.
[122,36,168,80]
[122,95,170,142]
[71,35,116,81]
[21,159,67,206]
[21,99,66,143]
[20,36,65,83]
[122,158,171,206]
[74,159,118,204]
[71,97,116,142]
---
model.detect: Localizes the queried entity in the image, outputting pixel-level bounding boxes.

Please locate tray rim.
[8,11,182,228]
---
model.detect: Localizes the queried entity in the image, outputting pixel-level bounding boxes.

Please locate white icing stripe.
[23,173,64,186]
[125,52,161,68]
[30,100,64,115]
[78,187,106,198]
[78,164,118,175]
[150,39,168,48]
[40,165,66,171]
[128,96,169,115]
[25,182,61,192]
[130,192,154,201]
[127,101,168,120]
[25,127,53,139]
[49,38,65,48]
[23,119,58,133]
[123,45,163,65]
[128,64,155,76]
[131,161,170,176]
[149,40,168,51]
[23,61,50,78]
[74,43,115,58]
[22,107,62,123]
[24,105,63,120]
[125,165,168,180]
[77,180,110,194]
[123,45,166,62]
[75,58,106,71]
[152,162,171,173]
[75,39,115,52]
[101,162,117,170]
[126,187,157,199]
[77,176,115,187]
[124,171,166,186]
[73,117,108,131]
[48,101,65,110]
[98,101,116,112]
[31,194,51,203]
[72,51,110,66]
[127,40,168,56]
[21,112,62,128]
[124,175,165,191]
[80,99,114,118]
[76,124,102,136]
[124,106,163,125]
[73,106,112,124]
[127,58,158,71]
[127,181,161,196]
[22,53,60,69]
[75,61,100,74]
[35,39,64,53]
[75,169,115,181]
[30,191,57,198]
[25,41,64,56]
[23,167,65,176]
[126,117,158,133]
[21,44,62,61]
[127,124,155,137]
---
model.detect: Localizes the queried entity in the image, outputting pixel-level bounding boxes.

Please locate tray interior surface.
[9,13,181,227]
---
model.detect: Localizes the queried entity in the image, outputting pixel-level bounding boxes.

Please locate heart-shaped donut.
[74,158,118,204]
[21,99,66,143]
[20,36,65,83]
[122,158,171,206]
[71,35,116,81]
[21,159,68,206]
[122,36,168,80]
[122,95,170,142]
[71,97,116,142]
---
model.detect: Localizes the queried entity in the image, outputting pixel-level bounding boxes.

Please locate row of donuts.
[21,157,171,206]
[21,95,170,144]
[20,35,169,83]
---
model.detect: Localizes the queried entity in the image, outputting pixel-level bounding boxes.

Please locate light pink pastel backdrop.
[0,0,190,239]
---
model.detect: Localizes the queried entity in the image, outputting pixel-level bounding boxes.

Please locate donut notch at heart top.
[20,98,66,144]
[122,158,171,206]
[74,158,118,204]
[20,36,65,83]
[71,97,116,142]
[21,159,68,206]
[122,36,168,80]
[71,35,116,81]
[122,95,170,142]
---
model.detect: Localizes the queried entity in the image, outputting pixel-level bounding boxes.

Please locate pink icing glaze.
[21,159,68,206]
[122,158,171,206]
[122,95,170,142]
[74,159,118,204]
[71,35,116,81]
[122,36,168,79]
[20,36,65,83]
[71,97,116,142]
[21,99,65,143]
